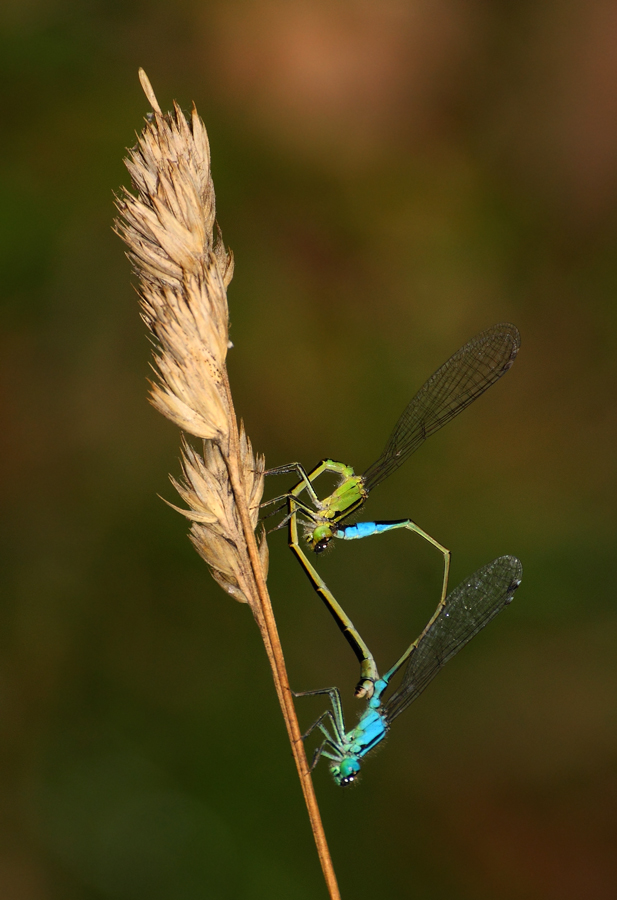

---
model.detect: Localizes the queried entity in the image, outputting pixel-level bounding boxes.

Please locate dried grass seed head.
[115,71,233,445]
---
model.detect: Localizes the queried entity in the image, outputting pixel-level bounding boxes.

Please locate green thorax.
[308,463,367,551]
[324,469,366,520]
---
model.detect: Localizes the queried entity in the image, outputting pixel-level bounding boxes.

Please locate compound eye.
[314,539,329,554]
[341,774,356,786]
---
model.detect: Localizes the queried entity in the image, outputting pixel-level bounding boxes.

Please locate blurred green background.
[2,1,617,898]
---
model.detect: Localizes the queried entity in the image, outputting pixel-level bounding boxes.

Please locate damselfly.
[264,324,520,697]
[295,555,522,786]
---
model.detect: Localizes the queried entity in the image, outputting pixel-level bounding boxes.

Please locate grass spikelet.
[166,428,268,605]
[115,69,340,900]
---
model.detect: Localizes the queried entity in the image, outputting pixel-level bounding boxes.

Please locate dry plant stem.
[117,70,341,900]
[222,375,341,900]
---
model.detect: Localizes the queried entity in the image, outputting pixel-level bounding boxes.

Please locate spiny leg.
[298,708,343,746]
[260,460,342,531]
[289,503,379,699]
[265,459,361,511]
[260,491,320,515]
[261,495,319,533]
[309,740,343,772]
[292,686,345,737]
[293,688,347,769]
[264,461,327,508]
[336,518,451,605]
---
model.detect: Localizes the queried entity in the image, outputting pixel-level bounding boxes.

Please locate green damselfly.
[264,324,520,697]
[296,555,522,786]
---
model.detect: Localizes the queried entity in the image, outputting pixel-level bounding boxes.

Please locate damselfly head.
[309,523,334,553]
[331,756,361,787]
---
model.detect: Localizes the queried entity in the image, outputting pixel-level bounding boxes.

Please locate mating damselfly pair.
[264,324,522,785]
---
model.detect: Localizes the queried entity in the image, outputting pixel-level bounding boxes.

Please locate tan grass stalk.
[115,69,341,900]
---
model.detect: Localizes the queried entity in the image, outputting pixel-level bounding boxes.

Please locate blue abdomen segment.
[336,522,400,541]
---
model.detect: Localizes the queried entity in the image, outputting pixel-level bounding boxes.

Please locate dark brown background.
[2,2,617,898]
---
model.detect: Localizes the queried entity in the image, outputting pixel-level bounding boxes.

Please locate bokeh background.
[3,1,617,898]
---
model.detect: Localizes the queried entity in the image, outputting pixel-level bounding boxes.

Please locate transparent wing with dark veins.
[362,324,520,493]
[384,555,522,723]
